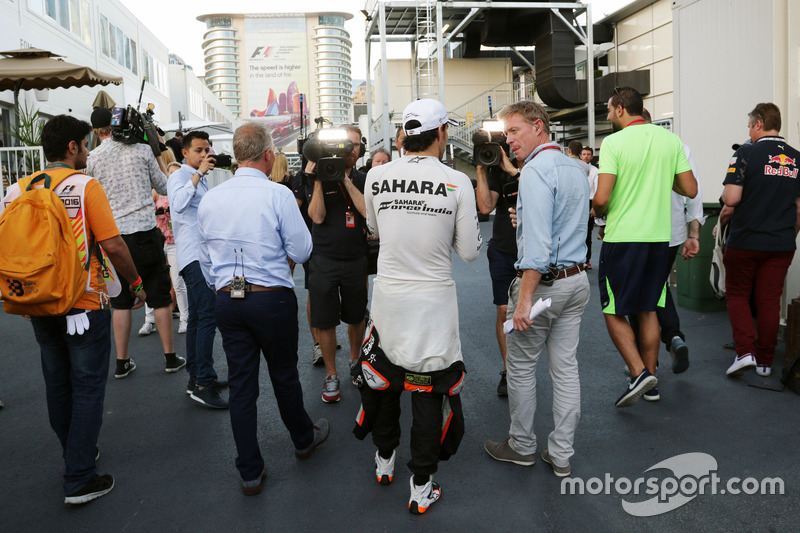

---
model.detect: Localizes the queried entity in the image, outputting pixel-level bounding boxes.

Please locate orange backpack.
[0,170,88,316]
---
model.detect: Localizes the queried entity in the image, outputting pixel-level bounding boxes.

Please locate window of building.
[99,14,138,74]
[206,17,231,29]
[142,52,167,93]
[28,0,91,45]
[318,15,345,28]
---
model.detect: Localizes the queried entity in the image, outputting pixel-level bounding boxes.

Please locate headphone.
[358,136,366,158]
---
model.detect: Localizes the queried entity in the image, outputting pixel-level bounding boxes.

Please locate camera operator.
[86,108,185,382]
[168,130,228,409]
[303,124,368,404]
[475,150,520,398]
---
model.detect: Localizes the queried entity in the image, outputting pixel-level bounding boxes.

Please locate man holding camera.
[303,124,368,404]
[168,130,228,409]
[86,108,184,381]
[484,101,590,478]
[475,149,519,397]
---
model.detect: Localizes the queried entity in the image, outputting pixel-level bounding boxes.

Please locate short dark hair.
[749,103,781,132]
[609,86,644,117]
[182,130,209,150]
[581,146,593,155]
[567,140,583,156]
[402,123,444,153]
[41,115,92,162]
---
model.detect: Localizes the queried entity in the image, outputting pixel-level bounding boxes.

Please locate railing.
[448,81,522,152]
[1,146,46,197]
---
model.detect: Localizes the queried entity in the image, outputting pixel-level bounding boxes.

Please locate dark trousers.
[181,260,218,386]
[586,203,594,262]
[371,390,446,477]
[30,310,111,494]
[215,290,314,482]
[724,246,794,366]
[629,245,683,349]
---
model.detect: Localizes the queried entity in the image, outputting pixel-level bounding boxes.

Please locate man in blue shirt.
[168,131,227,409]
[484,101,591,478]
[197,122,329,496]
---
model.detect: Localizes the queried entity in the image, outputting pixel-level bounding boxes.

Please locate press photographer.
[86,102,184,381]
[473,119,521,397]
[302,123,368,404]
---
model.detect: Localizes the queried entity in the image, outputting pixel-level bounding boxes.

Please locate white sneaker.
[312,343,323,366]
[756,364,772,377]
[408,475,441,515]
[375,450,395,485]
[138,322,156,336]
[178,322,187,334]
[726,353,756,376]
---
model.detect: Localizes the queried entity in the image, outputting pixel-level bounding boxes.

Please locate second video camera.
[472,120,510,167]
[300,128,354,182]
[110,104,164,157]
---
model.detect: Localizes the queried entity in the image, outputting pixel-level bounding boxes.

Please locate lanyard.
[337,181,354,212]
[627,119,646,126]
[530,145,562,161]
[45,162,72,170]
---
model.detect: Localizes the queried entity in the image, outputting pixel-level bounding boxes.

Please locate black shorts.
[487,245,517,306]
[308,254,368,328]
[110,228,172,310]
[598,241,669,316]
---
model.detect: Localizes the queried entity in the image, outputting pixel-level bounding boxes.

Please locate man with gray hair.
[197,122,329,496]
[484,100,590,478]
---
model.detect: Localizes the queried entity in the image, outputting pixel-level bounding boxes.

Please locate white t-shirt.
[365,154,482,371]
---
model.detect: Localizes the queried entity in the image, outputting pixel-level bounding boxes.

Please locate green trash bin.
[676,203,728,312]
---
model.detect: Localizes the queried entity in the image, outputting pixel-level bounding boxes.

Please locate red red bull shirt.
[723,136,800,251]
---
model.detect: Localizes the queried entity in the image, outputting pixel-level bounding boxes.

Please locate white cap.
[402,99,458,136]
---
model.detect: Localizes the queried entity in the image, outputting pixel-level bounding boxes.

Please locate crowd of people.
[2,86,798,514]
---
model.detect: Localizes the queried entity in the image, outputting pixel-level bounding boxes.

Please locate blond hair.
[270,152,289,183]
[498,101,551,135]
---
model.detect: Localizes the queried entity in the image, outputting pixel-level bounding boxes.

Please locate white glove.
[503,297,552,334]
[66,311,91,336]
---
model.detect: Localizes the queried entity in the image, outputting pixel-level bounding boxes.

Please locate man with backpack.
[0,114,146,504]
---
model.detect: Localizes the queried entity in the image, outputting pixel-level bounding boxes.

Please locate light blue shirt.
[168,163,209,271]
[197,167,312,290]
[515,142,590,273]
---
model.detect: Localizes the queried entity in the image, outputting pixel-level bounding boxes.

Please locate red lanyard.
[337,182,354,212]
[531,145,563,160]
[627,119,646,126]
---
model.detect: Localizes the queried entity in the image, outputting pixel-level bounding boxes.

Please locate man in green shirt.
[593,87,697,408]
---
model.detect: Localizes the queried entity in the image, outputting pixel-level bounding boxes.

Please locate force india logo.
[378,199,453,216]
[764,154,798,178]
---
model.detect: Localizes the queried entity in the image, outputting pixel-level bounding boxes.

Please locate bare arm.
[342,176,367,218]
[673,169,697,198]
[475,165,500,215]
[98,235,146,309]
[593,173,617,216]
[722,183,743,207]
[682,219,701,260]
[795,197,800,235]
[719,205,734,229]
[307,180,326,225]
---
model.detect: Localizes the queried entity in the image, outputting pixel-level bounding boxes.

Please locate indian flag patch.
[446,183,458,192]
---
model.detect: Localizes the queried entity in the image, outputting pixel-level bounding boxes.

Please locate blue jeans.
[181,261,218,386]
[215,290,314,482]
[31,310,111,495]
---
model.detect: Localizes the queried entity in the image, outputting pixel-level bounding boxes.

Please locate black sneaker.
[64,474,114,504]
[615,369,657,408]
[643,387,660,402]
[190,385,229,409]
[295,418,330,460]
[497,371,508,397]
[186,377,195,395]
[114,359,136,379]
[165,353,186,373]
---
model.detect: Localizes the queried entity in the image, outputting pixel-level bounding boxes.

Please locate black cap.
[91,108,112,128]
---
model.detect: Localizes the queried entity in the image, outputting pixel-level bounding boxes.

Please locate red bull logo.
[764,154,798,178]
[768,154,796,166]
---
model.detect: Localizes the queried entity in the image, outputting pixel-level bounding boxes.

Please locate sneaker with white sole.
[408,475,441,515]
[321,375,340,403]
[312,343,324,366]
[670,336,690,374]
[541,448,571,477]
[643,387,660,402]
[756,364,772,377]
[375,450,395,485]
[114,358,136,379]
[64,474,114,504]
[164,353,186,373]
[615,368,657,408]
[138,322,156,336]
[726,353,756,376]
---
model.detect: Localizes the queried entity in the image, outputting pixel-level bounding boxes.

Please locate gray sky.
[120,0,633,80]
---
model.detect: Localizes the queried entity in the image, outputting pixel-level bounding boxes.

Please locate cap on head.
[91,108,112,129]
[402,99,457,136]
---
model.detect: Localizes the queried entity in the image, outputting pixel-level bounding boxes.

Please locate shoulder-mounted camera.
[472,120,510,167]
[110,104,165,157]
[300,128,355,182]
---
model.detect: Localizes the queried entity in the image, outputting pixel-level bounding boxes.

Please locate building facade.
[0,0,232,149]
[197,12,354,149]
